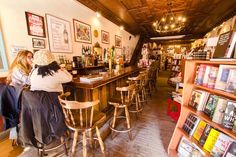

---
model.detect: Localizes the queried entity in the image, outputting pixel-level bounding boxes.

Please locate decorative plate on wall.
[94,30,98,38]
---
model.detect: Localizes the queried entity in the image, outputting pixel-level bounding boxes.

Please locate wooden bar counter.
[64,66,140,112]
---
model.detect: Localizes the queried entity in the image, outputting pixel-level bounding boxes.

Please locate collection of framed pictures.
[25,11,123,53]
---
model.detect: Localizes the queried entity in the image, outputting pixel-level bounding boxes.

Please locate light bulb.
[162,18,166,22]
[153,22,157,26]
[164,25,168,29]
[120,26,124,30]
[96,12,101,18]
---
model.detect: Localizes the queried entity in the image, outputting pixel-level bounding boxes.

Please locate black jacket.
[0,84,23,129]
[19,90,67,147]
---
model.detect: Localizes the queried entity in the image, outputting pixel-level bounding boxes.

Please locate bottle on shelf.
[63,24,68,44]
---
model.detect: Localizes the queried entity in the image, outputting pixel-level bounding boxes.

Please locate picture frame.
[73,19,92,43]
[115,35,122,48]
[25,12,46,38]
[101,30,109,44]
[0,31,8,72]
[46,14,72,53]
[32,38,45,49]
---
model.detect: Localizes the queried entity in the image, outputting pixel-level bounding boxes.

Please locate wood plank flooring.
[0,71,176,157]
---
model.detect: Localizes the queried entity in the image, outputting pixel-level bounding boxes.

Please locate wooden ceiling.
[76,0,236,41]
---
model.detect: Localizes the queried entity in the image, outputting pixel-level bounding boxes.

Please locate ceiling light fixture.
[96,12,101,18]
[153,0,186,33]
[119,26,124,30]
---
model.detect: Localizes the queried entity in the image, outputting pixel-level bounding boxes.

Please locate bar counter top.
[68,66,140,89]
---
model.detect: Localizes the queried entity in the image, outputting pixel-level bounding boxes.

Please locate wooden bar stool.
[128,74,145,114]
[58,95,106,157]
[108,83,136,140]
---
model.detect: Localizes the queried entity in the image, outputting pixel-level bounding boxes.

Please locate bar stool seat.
[108,84,136,140]
[58,95,106,157]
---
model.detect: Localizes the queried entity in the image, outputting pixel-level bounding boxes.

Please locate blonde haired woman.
[7,50,33,86]
[7,50,33,146]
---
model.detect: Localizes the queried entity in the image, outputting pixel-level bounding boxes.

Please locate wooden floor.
[0,70,176,157]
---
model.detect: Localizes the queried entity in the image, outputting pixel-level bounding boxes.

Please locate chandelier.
[153,0,186,33]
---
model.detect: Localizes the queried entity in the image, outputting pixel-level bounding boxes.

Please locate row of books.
[171,65,181,72]
[195,64,236,93]
[182,113,236,157]
[189,89,236,131]
[177,136,205,157]
[172,59,181,65]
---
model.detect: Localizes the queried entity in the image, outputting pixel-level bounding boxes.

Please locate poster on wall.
[101,30,109,44]
[73,19,92,43]
[115,35,122,49]
[0,32,8,71]
[46,14,72,53]
[25,12,46,38]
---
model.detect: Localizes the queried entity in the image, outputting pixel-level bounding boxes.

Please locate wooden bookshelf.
[168,60,236,156]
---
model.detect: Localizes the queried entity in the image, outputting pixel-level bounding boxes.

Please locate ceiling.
[76,0,236,42]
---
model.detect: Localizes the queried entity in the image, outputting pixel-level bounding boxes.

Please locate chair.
[128,74,146,114]
[108,83,136,140]
[58,95,106,157]
[20,90,68,157]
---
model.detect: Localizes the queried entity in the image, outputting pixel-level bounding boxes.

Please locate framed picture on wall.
[115,35,122,48]
[73,19,92,43]
[25,12,46,38]
[101,30,109,44]
[0,31,8,72]
[32,38,45,49]
[46,14,72,53]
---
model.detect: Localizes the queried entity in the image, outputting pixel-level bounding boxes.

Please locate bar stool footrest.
[109,116,132,133]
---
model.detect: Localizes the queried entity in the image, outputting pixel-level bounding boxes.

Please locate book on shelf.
[195,64,207,85]
[223,141,236,157]
[204,95,219,118]
[80,75,103,83]
[222,101,236,130]
[203,128,220,153]
[207,66,219,89]
[212,97,228,124]
[189,89,210,111]
[177,136,205,157]
[177,137,193,157]
[225,69,236,93]
[202,65,212,87]
[182,113,200,136]
[215,65,236,91]
[213,31,236,59]
[199,124,212,146]
[211,133,234,157]
[193,120,207,141]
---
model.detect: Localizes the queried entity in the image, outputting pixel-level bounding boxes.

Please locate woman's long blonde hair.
[7,50,33,84]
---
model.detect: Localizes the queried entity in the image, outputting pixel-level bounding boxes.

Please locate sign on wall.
[46,14,72,53]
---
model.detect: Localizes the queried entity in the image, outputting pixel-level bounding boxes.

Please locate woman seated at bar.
[19,50,72,148]
[30,50,72,92]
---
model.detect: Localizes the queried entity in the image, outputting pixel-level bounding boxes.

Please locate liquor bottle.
[63,24,68,44]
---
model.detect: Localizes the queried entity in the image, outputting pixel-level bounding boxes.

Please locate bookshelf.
[168,60,236,156]
[168,58,184,85]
